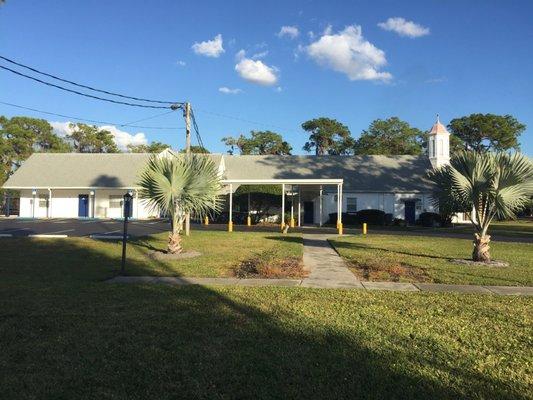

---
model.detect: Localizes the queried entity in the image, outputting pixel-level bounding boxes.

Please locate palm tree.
[429,151,533,262]
[138,153,222,254]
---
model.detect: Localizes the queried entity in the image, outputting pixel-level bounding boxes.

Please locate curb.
[0,233,13,237]
[28,234,68,238]
[90,234,128,240]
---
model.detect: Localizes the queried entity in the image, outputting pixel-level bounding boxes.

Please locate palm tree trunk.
[167,231,182,254]
[472,233,491,262]
[167,207,183,254]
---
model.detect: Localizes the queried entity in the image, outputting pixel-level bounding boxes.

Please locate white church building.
[3,118,453,225]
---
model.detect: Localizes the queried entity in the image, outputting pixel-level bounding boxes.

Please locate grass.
[330,234,533,286]
[0,232,532,398]
[2,248,533,399]
[0,231,303,280]
[441,220,533,238]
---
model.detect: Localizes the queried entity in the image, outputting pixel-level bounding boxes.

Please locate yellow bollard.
[338,222,343,235]
[290,218,295,228]
[228,221,233,232]
[204,215,209,225]
[336,220,340,229]
[247,215,251,226]
[363,223,367,235]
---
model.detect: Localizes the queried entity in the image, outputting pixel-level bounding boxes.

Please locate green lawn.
[0,231,303,281]
[441,220,533,238]
[330,234,533,286]
[1,232,532,399]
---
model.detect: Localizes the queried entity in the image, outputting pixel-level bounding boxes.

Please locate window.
[38,195,47,208]
[109,195,123,209]
[347,197,357,213]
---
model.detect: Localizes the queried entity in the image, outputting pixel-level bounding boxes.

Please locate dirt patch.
[349,258,430,283]
[234,250,306,279]
[148,250,202,261]
[451,259,509,267]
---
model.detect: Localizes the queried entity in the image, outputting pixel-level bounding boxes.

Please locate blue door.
[78,194,89,217]
[404,201,416,225]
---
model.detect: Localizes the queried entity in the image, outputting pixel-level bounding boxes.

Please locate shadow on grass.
[330,239,459,261]
[264,235,303,244]
[0,237,527,399]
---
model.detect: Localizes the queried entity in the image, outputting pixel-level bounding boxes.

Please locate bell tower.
[428,114,450,168]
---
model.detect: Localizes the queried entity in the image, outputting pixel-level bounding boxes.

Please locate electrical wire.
[0,55,181,105]
[194,107,294,132]
[190,107,205,149]
[0,100,184,130]
[0,65,173,109]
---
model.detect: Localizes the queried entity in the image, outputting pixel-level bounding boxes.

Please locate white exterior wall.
[18,189,156,219]
[318,192,437,223]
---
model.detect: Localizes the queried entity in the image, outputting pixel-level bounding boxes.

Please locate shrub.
[384,213,393,225]
[417,212,442,227]
[328,212,358,225]
[393,218,406,227]
[234,250,305,278]
[356,209,386,225]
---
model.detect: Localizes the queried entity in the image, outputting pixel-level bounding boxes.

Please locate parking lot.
[0,218,170,237]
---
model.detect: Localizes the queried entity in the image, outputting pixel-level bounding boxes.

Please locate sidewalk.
[106,234,533,296]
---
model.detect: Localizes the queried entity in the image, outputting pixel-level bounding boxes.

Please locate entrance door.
[303,201,314,224]
[404,201,416,225]
[78,194,89,217]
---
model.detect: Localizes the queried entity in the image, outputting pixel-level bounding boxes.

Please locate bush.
[384,213,393,225]
[328,212,358,225]
[393,218,406,227]
[417,212,442,227]
[233,250,305,278]
[356,209,386,226]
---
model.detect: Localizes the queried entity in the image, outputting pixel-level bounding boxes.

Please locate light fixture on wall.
[31,189,37,196]
[89,190,95,196]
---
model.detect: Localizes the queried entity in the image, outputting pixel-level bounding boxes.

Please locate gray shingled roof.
[223,155,434,192]
[4,153,434,192]
[3,153,223,188]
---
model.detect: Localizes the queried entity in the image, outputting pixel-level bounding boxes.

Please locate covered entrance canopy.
[220,178,344,233]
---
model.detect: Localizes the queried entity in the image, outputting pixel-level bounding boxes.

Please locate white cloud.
[219,87,243,94]
[252,50,269,59]
[50,121,147,152]
[277,25,300,39]
[191,34,225,57]
[176,60,186,66]
[305,25,392,82]
[378,17,430,38]
[234,50,279,86]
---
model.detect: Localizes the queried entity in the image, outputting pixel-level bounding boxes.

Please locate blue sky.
[1,0,532,154]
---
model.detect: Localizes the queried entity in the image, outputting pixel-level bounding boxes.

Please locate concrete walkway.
[106,234,533,296]
[301,234,363,288]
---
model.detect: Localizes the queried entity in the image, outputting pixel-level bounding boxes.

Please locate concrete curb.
[28,234,68,238]
[0,233,13,237]
[89,235,128,240]
[105,276,533,296]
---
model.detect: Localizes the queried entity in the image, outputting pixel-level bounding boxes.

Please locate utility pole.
[184,102,191,236]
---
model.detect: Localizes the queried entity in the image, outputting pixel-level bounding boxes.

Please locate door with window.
[78,195,89,218]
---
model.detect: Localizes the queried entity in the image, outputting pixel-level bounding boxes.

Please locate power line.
[194,107,295,132]
[0,55,181,105]
[0,65,172,109]
[190,107,205,149]
[0,100,185,130]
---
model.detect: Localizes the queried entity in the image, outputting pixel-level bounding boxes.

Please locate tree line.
[0,112,526,187]
[222,114,525,156]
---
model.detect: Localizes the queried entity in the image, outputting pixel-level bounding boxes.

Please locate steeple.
[428,114,450,168]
